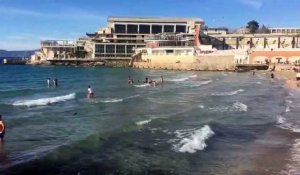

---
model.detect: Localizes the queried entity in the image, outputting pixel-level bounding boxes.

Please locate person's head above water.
[88,85,91,88]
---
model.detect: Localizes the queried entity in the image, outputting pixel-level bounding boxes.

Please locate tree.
[246,20,259,34]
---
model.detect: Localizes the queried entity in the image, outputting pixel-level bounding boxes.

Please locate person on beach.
[0,115,6,143]
[53,78,58,87]
[87,86,94,99]
[161,76,164,84]
[47,78,51,87]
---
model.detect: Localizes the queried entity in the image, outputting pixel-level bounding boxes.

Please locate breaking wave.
[134,84,151,88]
[283,139,300,174]
[167,75,197,82]
[189,75,198,78]
[199,105,205,109]
[212,89,244,96]
[96,95,140,103]
[99,98,123,103]
[285,100,293,113]
[168,77,189,82]
[136,119,153,126]
[276,115,300,133]
[13,93,76,107]
[172,125,214,153]
[188,80,213,88]
[209,102,248,112]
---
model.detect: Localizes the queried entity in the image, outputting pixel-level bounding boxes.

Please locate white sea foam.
[211,89,244,96]
[97,95,140,103]
[285,106,291,113]
[283,139,300,174]
[167,74,197,82]
[136,119,153,126]
[13,93,76,107]
[168,77,189,82]
[276,115,300,133]
[134,84,151,88]
[189,75,198,78]
[232,102,248,112]
[173,125,214,153]
[100,98,123,103]
[285,100,293,113]
[199,105,205,109]
[189,80,213,87]
[135,115,164,126]
[209,102,248,112]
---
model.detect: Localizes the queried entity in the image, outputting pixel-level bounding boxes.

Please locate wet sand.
[275,70,299,89]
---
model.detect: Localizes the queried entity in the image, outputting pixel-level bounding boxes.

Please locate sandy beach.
[274,65,300,89]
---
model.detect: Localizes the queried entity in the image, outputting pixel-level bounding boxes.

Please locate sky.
[0,0,299,50]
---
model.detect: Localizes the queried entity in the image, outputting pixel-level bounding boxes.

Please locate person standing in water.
[47,78,51,87]
[87,86,94,98]
[128,76,134,84]
[271,71,275,79]
[0,115,6,143]
[53,78,58,87]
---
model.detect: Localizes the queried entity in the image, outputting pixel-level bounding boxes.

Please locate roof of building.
[108,16,204,23]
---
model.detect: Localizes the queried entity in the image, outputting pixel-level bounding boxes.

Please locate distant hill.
[0,49,37,58]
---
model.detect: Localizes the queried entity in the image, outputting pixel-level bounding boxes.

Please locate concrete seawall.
[133,55,235,71]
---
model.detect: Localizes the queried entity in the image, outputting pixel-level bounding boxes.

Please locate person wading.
[87,86,94,99]
[0,115,6,143]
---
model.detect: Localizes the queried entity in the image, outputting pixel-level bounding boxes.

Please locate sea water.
[0,65,300,175]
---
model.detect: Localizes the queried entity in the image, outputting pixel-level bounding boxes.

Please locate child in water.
[87,86,94,98]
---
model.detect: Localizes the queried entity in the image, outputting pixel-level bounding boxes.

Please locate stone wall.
[133,55,235,71]
[104,60,130,67]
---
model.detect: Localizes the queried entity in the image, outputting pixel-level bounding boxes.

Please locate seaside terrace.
[88,16,204,59]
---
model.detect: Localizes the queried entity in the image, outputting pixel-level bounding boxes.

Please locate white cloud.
[239,0,263,9]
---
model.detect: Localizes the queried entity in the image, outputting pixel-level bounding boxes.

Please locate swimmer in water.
[87,86,94,98]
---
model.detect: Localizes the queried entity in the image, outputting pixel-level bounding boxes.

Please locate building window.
[152,25,162,34]
[164,25,174,33]
[115,24,126,33]
[176,25,186,33]
[139,25,150,34]
[126,45,134,54]
[106,45,115,53]
[95,44,105,53]
[116,45,125,54]
[127,24,138,34]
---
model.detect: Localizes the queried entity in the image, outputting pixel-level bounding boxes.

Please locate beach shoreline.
[274,65,300,89]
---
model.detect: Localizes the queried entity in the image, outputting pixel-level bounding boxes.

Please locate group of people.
[47,78,58,87]
[47,77,93,99]
[128,75,164,87]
